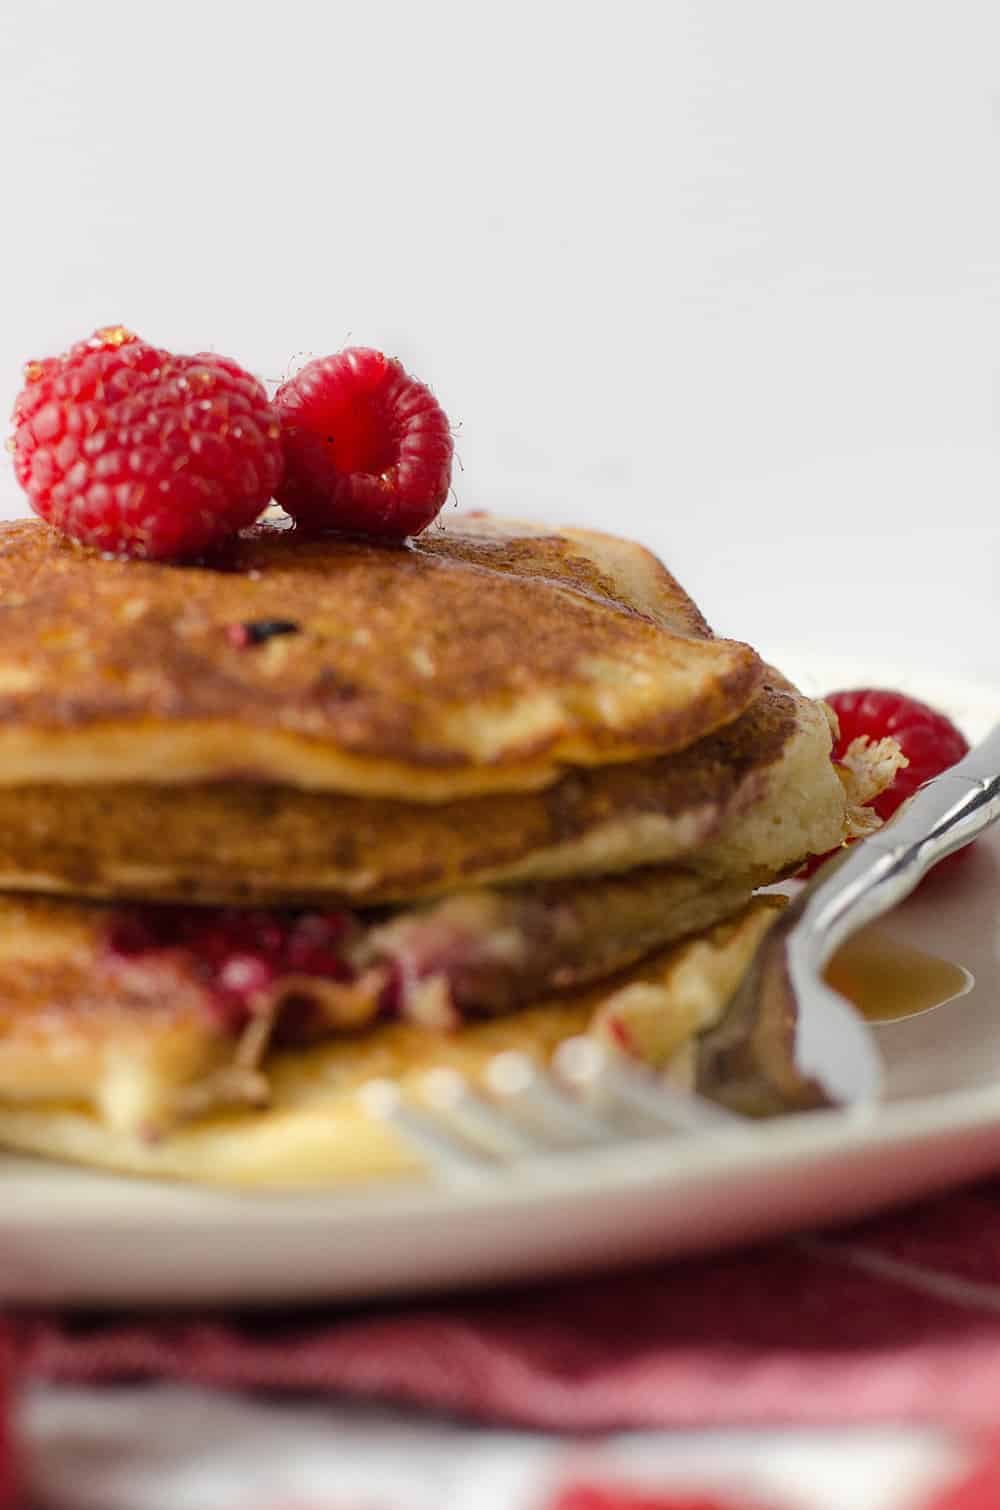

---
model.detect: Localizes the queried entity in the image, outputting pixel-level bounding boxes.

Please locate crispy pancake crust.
[0,684,812,903]
[0,900,782,1187]
[0,514,761,797]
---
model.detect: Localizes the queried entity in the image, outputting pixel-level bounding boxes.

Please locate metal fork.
[698,722,1000,1115]
[360,723,1000,1179]
[358,1039,747,1180]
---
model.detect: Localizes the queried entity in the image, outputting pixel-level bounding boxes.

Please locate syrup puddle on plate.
[824,927,974,1024]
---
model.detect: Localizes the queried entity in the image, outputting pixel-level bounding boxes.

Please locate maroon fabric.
[0,1329,17,1510]
[15,1177,1000,1437]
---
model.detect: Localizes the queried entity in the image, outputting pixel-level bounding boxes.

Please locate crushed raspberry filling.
[102,876,673,1043]
[105,905,358,1035]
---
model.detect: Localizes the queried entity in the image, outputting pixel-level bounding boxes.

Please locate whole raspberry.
[274,346,453,539]
[11,326,283,559]
[803,688,971,877]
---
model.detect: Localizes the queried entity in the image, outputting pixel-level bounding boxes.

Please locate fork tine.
[358,1037,748,1184]
[357,1078,498,1178]
[419,1067,545,1160]
[483,1051,616,1145]
[553,1037,742,1133]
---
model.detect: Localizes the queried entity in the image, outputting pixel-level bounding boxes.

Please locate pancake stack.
[0,512,852,1184]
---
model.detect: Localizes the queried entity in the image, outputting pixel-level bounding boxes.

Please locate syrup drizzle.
[824,926,973,1023]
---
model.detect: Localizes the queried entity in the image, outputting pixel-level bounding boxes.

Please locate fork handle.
[799,721,1000,968]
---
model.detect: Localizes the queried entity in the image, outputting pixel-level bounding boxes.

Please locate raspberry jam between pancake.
[105,905,360,1036]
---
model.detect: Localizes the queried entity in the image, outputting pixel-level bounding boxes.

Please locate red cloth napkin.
[9,1177,1000,1507]
[22,1176,1000,1432]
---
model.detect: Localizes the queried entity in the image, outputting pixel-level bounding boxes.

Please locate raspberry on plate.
[11,326,283,560]
[826,688,970,822]
[803,688,971,876]
[274,346,453,539]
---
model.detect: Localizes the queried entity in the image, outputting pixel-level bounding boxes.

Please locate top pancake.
[0,512,761,798]
[0,680,843,905]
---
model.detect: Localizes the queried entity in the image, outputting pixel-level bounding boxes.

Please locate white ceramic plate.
[0,657,996,1308]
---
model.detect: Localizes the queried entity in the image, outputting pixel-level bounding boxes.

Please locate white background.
[0,0,997,682]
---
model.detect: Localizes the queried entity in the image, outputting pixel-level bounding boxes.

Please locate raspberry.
[803,689,971,877]
[216,953,277,999]
[11,326,283,559]
[274,346,453,538]
[105,905,357,1033]
[285,912,354,979]
[825,689,969,821]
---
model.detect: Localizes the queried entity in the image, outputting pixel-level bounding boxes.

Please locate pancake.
[0,505,876,1188]
[0,682,841,904]
[0,897,784,1187]
[0,513,761,798]
[0,682,847,1158]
